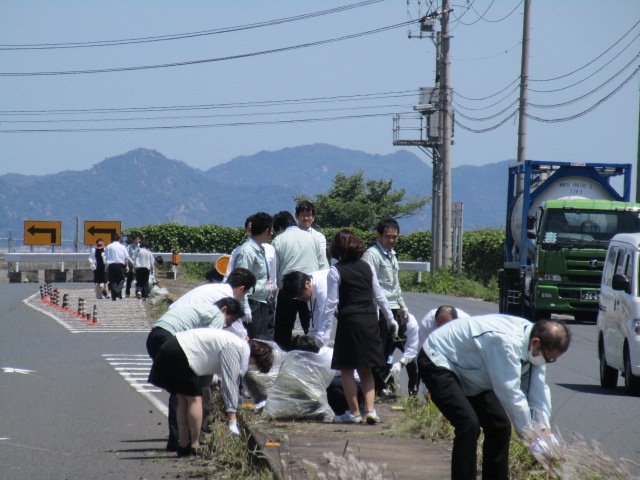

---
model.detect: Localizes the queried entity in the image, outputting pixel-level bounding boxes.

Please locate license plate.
[581,290,600,302]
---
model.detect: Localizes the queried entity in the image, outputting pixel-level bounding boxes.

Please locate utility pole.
[439,0,453,266]
[516,0,531,194]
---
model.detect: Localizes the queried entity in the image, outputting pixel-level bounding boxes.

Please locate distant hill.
[0,145,510,245]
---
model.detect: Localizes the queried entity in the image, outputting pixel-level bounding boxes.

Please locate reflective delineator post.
[52,288,59,305]
[92,304,98,323]
[62,293,69,309]
[77,298,85,317]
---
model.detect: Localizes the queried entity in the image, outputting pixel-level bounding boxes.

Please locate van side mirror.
[526,215,536,230]
[611,273,631,294]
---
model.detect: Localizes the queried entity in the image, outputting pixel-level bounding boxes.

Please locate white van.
[597,233,640,395]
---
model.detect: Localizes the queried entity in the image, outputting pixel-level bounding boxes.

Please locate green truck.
[499,160,640,322]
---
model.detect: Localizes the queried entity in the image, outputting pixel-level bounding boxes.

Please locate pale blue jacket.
[423,314,552,436]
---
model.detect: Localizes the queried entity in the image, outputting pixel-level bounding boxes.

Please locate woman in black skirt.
[89,238,109,299]
[148,329,273,456]
[319,229,398,425]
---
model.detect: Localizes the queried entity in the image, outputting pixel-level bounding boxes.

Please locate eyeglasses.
[539,342,557,364]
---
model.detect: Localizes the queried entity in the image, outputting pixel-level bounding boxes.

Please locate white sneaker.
[364,410,381,424]
[332,411,362,424]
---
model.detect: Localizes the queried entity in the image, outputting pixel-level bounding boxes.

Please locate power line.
[454,110,518,133]
[0,90,417,116]
[0,112,403,134]
[530,18,640,82]
[0,0,383,50]
[0,20,415,77]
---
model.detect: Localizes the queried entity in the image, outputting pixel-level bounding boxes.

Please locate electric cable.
[454,109,518,133]
[0,0,384,50]
[0,20,416,76]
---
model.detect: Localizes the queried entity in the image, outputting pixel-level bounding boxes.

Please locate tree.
[294,170,430,231]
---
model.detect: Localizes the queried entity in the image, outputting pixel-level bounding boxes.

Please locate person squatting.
[145,204,571,479]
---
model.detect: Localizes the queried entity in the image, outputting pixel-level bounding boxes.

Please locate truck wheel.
[624,347,640,395]
[599,347,618,389]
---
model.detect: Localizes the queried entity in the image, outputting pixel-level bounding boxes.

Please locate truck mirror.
[527,230,537,240]
[526,215,536,230]
[611,273,631,294]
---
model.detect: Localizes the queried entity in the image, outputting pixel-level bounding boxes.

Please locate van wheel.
[599,348,618,389]
[623,347,640,395]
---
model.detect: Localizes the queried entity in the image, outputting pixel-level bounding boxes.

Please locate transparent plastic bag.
[263,350,336,422]
[243,340,285,403]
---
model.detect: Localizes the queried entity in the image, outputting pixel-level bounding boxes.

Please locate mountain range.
[0,145,510,244]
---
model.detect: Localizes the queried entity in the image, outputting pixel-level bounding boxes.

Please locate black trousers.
[417,354,511,480]
[372,308,398,392]
[107,263,125,300]
[274,289,310,350]
[135,268,150,298]
[125,265,135,296]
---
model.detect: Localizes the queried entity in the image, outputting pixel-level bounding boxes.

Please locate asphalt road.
[1,284,638,478]
[0,283,180,480]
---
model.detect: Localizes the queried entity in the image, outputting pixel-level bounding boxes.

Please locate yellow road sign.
[84,221,121,246]
[24,221,62,246]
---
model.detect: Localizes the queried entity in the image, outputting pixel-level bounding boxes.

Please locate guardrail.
[3,253,430,273]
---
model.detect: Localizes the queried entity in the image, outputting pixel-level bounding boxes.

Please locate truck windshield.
[541,209,640,247]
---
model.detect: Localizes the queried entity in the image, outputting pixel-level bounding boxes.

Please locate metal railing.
[3,253,430,273]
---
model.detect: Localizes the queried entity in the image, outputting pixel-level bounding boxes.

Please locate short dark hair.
[376,217,400,236]
[282,271,310,297]
[140,239,150,249]
[295,200,315,216]
[154,255,164,266]
[244,215,254,230]
[111,233,120,242]
[226,268,257,290]
[214,297,243,319]
[250,212,273,236]
[287,334,320,353]
[531,320,571,353]
[205,267,224,283]
[329,229,366,261]
[273,211,296,232]
[249,339,274,373]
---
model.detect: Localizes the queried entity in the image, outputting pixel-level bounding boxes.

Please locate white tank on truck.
[510,175,616,261]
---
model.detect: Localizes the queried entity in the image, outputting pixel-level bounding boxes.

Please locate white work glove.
[243,314,252,324]
[264,281,278,291]
[390,362,403,375]
[228,420,240,436]
[399,308,409,321]
[388,320,399,338]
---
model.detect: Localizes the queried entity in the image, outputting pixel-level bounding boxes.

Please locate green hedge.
[123,224,504,283]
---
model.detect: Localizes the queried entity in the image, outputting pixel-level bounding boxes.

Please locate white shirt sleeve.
[400,314,420,363]
[368,263,394,324]
[316,266,340,344]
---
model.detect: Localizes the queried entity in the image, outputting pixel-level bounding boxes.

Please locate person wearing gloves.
[362,217,409,396]
[418,315,571,480]
[387,312,420,396]
[146,297,246,452]
[281,269,331,346]
[318,229,398,425]
[229,212,277,340]
[148,329,273,457]
[418,305,470,349]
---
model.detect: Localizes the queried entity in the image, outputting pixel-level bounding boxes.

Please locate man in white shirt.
[169,268,255,316]
[281,269,330,348]
[104,233,130,301]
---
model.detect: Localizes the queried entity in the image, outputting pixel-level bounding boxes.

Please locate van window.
[603,246,619,286]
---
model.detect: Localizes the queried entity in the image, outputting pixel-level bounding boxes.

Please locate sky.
[1,1,638,185]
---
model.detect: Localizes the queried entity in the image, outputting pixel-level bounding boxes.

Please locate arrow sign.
[27,225,57,243]
[24,221,61,246]
[84,221,121,246]
[87,226,118,237]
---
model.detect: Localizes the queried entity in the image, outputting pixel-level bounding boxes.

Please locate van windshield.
[541,209,640,247]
